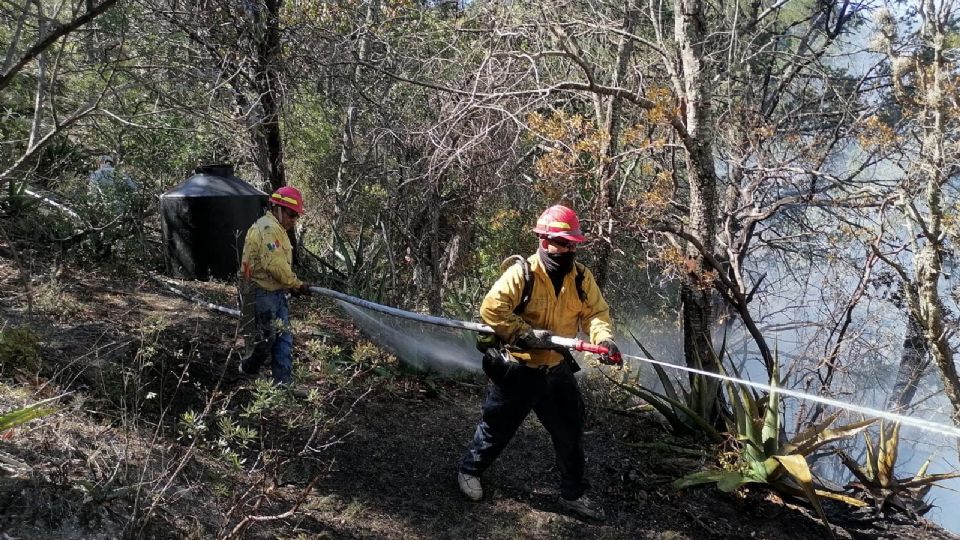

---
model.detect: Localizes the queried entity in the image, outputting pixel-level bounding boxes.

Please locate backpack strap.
[574,262,587,303]
[500,255,533,315]
[501,256,587,315]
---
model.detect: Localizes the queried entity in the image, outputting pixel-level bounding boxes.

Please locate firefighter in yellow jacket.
[457,205,620,521]
[238,186,311,385]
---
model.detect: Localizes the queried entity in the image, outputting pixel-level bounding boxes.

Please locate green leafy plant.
[669,356,878,538]
[837,422,960,516]
[604,332,723,442]
[0,326,42,374]
[0,399,56,434]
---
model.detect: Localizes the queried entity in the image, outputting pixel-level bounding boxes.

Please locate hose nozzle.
[549,336,622,365]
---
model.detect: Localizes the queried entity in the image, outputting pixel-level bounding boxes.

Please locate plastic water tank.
[160,165,267,280]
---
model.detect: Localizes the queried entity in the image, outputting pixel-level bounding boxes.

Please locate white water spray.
[616,351,960,439]
[335,300,483,374]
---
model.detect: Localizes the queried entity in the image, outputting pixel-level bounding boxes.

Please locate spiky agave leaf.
[730,383,763,462]
[673,469,729,489]
[0,400,56,433]
[877,422,901,489]
[863,426,878,482]
[896,471,960,489]
[777,483,871,508]
[673,469,762,492]
[837,449,876,486]
[761,355,780,456]
[770,455,836,540]
[783,417,877,457]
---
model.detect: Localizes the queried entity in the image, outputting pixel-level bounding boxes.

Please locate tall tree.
[869,0,960,429]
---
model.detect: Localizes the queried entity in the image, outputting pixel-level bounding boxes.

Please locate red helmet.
[532,205,585,242]
[270,186,305,215]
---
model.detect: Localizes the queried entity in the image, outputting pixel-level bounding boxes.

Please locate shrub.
[0,326,42,375]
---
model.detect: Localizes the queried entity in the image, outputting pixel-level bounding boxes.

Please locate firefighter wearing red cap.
[238,185,312,385]
[457,204,620,521]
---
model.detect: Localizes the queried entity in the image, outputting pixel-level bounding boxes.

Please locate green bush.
[0,326,41,375]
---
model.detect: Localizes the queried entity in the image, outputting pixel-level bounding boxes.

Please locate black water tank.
[160,164,268,281]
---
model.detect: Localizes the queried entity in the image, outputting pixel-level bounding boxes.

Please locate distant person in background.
[88,154,138,199]
[85,154,142,258]
[238,185,313,387]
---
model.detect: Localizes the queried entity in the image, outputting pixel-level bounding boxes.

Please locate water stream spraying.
[335,301,483,374]
[617,351,960,439]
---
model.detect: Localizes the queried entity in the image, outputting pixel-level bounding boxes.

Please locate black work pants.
[459,357,588,500]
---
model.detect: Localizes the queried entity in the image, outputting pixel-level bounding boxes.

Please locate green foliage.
[215,416,258,470]
[351,341,382,365]
[605,332,722,442]
[0,326,42,374]
[285,97,339,185]
[0,399,56,433]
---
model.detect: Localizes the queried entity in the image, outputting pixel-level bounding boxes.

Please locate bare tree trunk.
[916,6,960,427]
[916,244,960,422]
[887,313,929,411]
[334,0,380,229]
[253,0,286,191]
[676,0,719,373]
[592,6,636,291]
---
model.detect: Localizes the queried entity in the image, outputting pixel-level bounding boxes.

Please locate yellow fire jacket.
[480,253,614,367]
[240,212,302,291]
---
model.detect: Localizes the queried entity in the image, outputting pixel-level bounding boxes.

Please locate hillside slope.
[0,257,956,539]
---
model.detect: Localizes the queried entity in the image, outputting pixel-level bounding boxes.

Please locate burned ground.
[0,255,957,539]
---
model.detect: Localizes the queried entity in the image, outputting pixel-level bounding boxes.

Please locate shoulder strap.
[503,257,584,315]
[501,255,533,315]
[574,262,587,303]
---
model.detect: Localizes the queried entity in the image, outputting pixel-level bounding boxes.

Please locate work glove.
[291,283,313,298]
[476,332,501,352]
[514,329,555,350]
[598,340,622,366]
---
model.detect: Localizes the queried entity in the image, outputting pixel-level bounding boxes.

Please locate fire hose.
[306,285,622,363]
[306,285,960,439]
[148,277,960,439]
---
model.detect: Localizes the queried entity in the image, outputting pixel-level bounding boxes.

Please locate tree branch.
[0,0,120,92]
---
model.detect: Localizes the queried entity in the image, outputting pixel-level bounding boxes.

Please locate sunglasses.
[546,237,576,249]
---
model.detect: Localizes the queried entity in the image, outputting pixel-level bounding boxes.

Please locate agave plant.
[603,331,724,442]
[671,358,877,538]
[605,345,875,537]
[308,221,389,300]
[837,421,960,517]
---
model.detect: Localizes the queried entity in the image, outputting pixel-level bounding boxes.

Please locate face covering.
[538,247,576,295]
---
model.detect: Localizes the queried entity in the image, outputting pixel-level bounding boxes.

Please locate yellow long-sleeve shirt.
[479,254,614,367]
[240,212,302,291]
